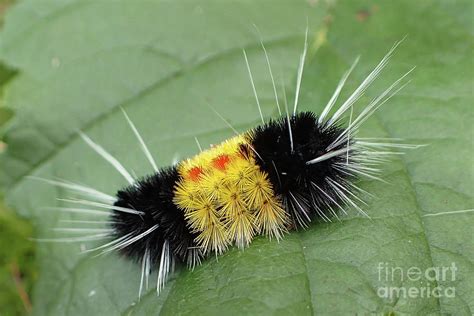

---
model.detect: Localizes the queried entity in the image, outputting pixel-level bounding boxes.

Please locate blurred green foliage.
[0,1,36,316]
[0,196,36,316]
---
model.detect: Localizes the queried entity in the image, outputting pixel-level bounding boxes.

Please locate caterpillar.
[33,30,419,298]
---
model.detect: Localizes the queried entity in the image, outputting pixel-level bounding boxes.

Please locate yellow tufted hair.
[173,135,288,254]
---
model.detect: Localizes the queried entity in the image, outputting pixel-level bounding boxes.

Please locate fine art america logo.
[377,262,457,299]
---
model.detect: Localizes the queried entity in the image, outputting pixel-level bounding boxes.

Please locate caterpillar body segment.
[175,134,288,253]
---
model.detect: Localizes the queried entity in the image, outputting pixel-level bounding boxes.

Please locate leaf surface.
[0,0,472,315]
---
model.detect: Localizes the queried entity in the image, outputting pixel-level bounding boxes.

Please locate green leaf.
[1,0,472,315]
[0,195,36,315]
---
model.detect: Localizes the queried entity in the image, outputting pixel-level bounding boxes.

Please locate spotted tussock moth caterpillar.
[32,27,421,298]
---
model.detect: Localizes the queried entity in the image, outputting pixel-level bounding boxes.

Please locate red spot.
[212,154,231,170]
[188,166,203,181]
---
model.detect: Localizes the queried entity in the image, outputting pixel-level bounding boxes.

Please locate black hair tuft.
[112,167,201,266]
[250,111,352,227]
